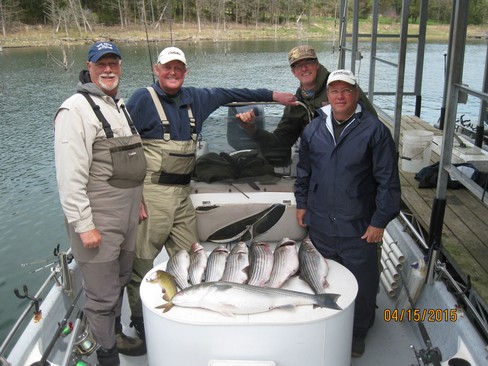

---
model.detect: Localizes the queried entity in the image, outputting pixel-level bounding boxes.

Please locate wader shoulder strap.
[120,104,138,135]
[79,92,137,137]
[79,92,114,138]
[146,87,198,141]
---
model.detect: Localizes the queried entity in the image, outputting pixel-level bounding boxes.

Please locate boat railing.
[398,211,428,251]
[399,210,488,343]
[0,250,73,361]
[435,261,488,341]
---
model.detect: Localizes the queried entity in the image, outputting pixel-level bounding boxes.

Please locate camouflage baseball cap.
[288,45,317,66]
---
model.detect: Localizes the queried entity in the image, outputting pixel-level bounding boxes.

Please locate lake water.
[0,39,486,344]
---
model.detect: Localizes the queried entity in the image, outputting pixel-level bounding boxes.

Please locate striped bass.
[298,239,330,294]
[162,281,341,316]
[247,241,274,286]
[268,238,299,288]
[166,249,190,290]
[204,245,230,282]
[189,242,207,285]
[221,241,249,283]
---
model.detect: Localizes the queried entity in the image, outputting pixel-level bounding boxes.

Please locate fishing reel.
[68,319,98,366]
[408,321,442,366]
[74,319,97,356]
[409,344,442,366]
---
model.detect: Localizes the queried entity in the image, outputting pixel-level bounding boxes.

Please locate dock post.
[426,198,446,284]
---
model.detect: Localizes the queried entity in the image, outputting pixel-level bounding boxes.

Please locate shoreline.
[1,22,487,49]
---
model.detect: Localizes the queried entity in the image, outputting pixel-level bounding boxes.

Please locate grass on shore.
[1,19,486,48]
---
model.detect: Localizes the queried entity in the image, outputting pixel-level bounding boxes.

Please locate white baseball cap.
[157,46,187,65]
[327,69,357,86]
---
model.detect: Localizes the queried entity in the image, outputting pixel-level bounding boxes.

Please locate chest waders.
[144,87,197,185]
[127,87,200,324]
[69,93,146,354]
[72,92,146,263]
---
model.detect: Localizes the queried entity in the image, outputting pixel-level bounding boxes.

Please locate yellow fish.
[146,270,178,311]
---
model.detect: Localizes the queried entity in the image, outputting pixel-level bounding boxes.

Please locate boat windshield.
[198,103,295,169]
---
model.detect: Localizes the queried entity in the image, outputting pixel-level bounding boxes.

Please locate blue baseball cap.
[88,42,121,62]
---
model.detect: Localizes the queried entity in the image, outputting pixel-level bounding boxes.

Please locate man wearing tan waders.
[54,42,147,365]
[125,46,298,345]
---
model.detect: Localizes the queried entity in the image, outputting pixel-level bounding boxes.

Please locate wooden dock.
[384,115,488,309]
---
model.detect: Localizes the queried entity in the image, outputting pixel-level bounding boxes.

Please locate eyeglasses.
[93,60,121,70]
[291,59,317,70]
[327,88,356,96]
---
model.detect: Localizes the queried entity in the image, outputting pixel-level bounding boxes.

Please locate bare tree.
[76,0,92,32]
[195,0,202,33]
[0,0,6,37]
[0,0,20,36]
[43,0,58,31]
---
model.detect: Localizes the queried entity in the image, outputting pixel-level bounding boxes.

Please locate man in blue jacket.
[294,69,401,358]
[125,46,297,344]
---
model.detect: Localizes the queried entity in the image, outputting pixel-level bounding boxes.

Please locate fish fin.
[316,293,342,311]
[322,279,330,288]
[243,266,250,276]
[155,302,174,312]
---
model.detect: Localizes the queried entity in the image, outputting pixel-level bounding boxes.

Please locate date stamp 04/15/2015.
[383,308,458,323]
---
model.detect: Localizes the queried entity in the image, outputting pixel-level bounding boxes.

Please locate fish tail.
[315,293,342,310]
[156,302,174,313]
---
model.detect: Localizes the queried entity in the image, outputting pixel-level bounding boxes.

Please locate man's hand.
[272,91,298,106]
[80,228,102,248]
[296,208,308,228]
[139,200,148,222]
[235,109,257,134]
[361,225,384,243]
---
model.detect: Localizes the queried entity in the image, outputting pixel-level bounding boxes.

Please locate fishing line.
[143,11,155,83]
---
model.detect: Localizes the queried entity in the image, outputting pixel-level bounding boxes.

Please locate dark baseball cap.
[88,42,121,62]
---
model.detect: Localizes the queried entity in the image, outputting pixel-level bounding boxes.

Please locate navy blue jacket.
[294,103,401,237]
[126,82,274,140]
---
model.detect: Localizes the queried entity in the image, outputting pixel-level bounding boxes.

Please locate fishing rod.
[397,269,442,366]
[143,7,155,84]
[21,255,57,267]
[168,0,173,45]
[30,288,84,366]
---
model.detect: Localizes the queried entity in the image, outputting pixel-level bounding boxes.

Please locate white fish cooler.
[141,259,358,366]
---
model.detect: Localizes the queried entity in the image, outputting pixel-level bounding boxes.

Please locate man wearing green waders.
[125,46,298,344]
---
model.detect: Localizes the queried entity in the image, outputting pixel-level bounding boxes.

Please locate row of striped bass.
[298,238,330,294]
[165,238,330,295]
[160,281,342,316]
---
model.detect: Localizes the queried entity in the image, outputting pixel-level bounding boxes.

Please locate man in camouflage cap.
[288,44,318,66]
[236,45,376,158]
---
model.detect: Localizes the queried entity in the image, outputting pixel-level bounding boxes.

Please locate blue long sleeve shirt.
[126,82,274,140]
